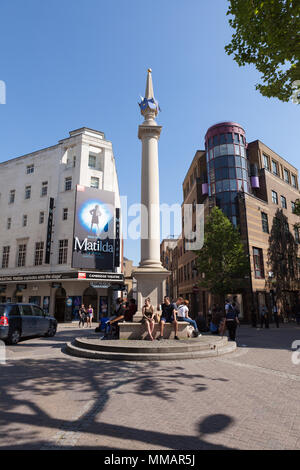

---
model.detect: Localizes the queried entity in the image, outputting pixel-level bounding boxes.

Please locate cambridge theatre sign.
[72,185,120,271]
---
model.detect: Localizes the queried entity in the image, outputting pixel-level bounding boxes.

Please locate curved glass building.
[205,122,249,226]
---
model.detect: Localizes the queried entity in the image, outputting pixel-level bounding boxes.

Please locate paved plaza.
[1,324,300,450]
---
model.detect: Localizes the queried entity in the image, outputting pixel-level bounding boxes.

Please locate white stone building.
[0,127,123,322]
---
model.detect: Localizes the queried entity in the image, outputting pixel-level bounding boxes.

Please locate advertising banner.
[72,185,116,270]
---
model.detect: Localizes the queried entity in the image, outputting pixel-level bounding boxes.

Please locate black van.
[0,303,57,345]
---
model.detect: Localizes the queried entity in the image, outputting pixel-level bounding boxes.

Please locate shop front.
[0,271,124,322]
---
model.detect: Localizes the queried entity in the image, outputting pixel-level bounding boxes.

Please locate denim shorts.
[160,316,174,323]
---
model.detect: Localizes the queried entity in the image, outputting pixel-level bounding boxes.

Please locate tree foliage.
[225,0,300,102]
[196,207,249,298]
[267,209,298,303]
[294,198,300,216]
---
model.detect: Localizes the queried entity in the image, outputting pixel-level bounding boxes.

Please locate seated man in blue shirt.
[157,296,179,340]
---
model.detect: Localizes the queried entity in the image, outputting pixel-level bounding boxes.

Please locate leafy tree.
[225,0,300,102]
[267,209,298,307]
[196,207,249,306]
[294,198,300,216]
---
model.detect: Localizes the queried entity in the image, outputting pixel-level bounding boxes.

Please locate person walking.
[86,304,94,327]
[142,297,155,341]
[273,304,280,328]
[78,304,86,328]
[225,300,239,341]
[260,305,269,328]
[176,299,201,337]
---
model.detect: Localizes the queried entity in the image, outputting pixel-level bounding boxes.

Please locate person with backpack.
[225,299,239,341]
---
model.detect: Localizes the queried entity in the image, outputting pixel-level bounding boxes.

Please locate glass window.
[234,133,239,144]
[213,135,219,146]
[294,226,299,244]
[229,179,237,191]
[17,244,27,267]
[281,195,287,209]
[25,186,31,199]
[219,134,226,144]
[34,242,44,266]
[9,190,15,204]
[227,144,234,154]
[227,155,235,167]
[219,144,227,155]
[223,180,230,191]
[209,149,213,160]
[244,181,249,193]
[226,133,233,143]
[235,156,242,167]
[261,213,269,233]
[216,181,223,193]
[240,146,246,158]
[272,190,278,204]
[21,305,33,316]
[65,177,72,191]
[32,306,43,317]
[58,240,68,264]
[234,144,241,155]
[91,177,99,189]
[7,218,11,230]
[272,160,278,175]
[237,180,243,191]
[283,169,290,184]
[236,168,243,179]
[88,154,96,168]
[253,247,264,279]
[241,158,247,169]
[63,208,68,220]
[26,164,34,174]
[208,137,213,148]
[231,216,237,226]
[263,154,270,170]
[22,215,27,227]
[2,246,10,269]
[229,167,236,179]
[291,174,297,188]
[292,202,296,213]
[39,212,44,224]
[41,181,48,197]
[214,146,220,157]
[242,169,248,180]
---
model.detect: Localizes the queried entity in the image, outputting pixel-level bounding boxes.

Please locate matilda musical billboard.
[72,185,116,270]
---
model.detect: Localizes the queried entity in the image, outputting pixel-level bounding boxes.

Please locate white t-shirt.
[177,304,189,318]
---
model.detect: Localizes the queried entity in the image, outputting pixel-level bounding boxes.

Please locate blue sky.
[0,0,299,265]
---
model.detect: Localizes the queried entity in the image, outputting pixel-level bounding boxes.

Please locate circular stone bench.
[118,321,190,340]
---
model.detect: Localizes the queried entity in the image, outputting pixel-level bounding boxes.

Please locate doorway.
[55,287,67,322]
[83,287,98,321]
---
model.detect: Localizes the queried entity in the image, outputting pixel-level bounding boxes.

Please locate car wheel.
[7,329,21,345]
[45,325,57,337]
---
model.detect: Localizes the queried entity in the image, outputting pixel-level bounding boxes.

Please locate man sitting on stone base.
[157,296,179,341]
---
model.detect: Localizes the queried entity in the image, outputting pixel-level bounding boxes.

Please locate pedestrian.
[273,304,280,328]
[78,304,86,328]
[124,298,137,322]
[176,299,201,337]
[86,304,94,327]
[102,298,126,339]
[157,296,179,341]
[225,299,239,341]
[260,305,269,328]
[142,297,155,341]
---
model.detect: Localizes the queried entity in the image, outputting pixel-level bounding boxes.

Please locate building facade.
[0,128,123,322]
[161,122,300,322]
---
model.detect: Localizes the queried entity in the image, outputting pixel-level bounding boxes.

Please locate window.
[272,160,278,175]
[22,215,28,227]
[25,185,31,199]
[292,202,296,213]
[2,246,10,269]
[283,169,290,184]
[253,247,264,279]
[65,177,72,191]
[263,154,270,171]
[39,211,45,224]
[291,174,297,188]
[41,181,48,197]
[26,164,34,174]
[88,154,96,168]
[9,190,15,204]
[17,244,27,267]
[63,208,68,220]
[295,226,300,244]
[261,212,269,233]
[281,195,287,209]
[90,176,99,189]
[271,190,278,204]
[73,155,76,167]
[34,242,44,266]
[21,305,32,316]
[58,239,68,264]
[7,218,11,230]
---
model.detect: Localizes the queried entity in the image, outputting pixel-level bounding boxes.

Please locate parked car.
[0,303,57,345]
